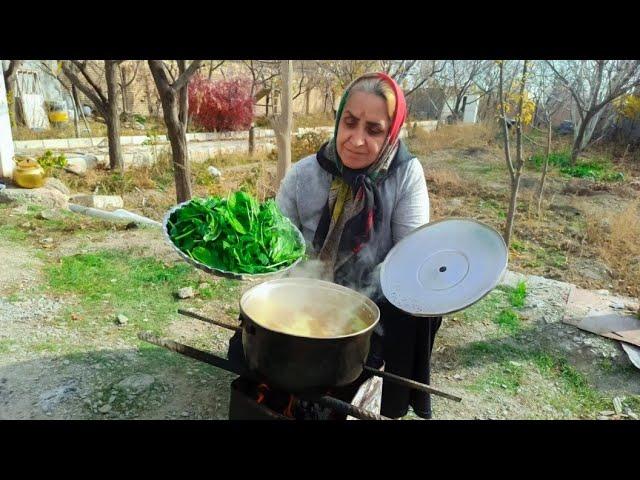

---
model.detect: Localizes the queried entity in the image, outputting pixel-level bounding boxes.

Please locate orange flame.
[256,383,270,404]
[283,395,296,418]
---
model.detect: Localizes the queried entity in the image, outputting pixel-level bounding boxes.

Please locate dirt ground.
[2,125,640,420]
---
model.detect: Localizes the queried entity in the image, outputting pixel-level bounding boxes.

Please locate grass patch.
[0,225,28,242]
[530,151,624,182]
[531,352,608,414]
[46,250,241,337]
[470,360,524,395]
[460,291,508,324]
[508,281,527,308]
[0,339,18,355]
[510,240,525,252]
[494,309,521,333]
[457,339,608,416]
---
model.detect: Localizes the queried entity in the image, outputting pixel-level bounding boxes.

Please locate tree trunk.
[105,61,123,171]
[274,60,293,189]
[3,60,23,127]
[570,111,594,165]
[71,84,80,138]
[119,65,129,119]
[536,119,552,215]
[145,76,154,117]
[248,124,255,156]
[166,112,192,203]
[504,174,522,247]
[305,88,311,115]
[148,60,202,204]
[157,85,192,203]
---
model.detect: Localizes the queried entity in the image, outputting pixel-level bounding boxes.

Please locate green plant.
[511,240,525,252]
[167,191,305,274]
[37,150,67,176]
[509,281,527,308]
[531,151,623,182]
[494,309,520,332]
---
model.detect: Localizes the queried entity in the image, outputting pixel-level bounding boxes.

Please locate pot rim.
[239,277,380,340]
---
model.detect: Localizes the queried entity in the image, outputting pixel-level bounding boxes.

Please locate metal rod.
[363,365,462,403]
[177,309,242,332]
[313,395,391,421]
[137,332,390,421]
[138,331,245,376]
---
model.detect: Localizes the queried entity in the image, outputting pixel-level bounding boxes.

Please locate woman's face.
[336,91,391,170]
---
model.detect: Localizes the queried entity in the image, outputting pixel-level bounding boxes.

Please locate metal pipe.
[137,332,390,421]
[138,331,244,375]
[363,365,462,403]
[177,309,242,332]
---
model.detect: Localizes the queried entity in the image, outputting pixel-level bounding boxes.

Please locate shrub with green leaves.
[530,151,623,182]
[167,191,305,274]
[37,150,67,176]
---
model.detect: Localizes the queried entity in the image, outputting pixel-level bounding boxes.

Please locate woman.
[229,72,442,419]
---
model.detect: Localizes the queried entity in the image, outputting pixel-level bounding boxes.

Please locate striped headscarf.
[312,72,412,284]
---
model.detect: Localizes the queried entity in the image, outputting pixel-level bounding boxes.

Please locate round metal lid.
[380,218,508,316]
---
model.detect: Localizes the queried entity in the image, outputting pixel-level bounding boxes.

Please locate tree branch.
[61,61,107,115]
[172,60,203,92]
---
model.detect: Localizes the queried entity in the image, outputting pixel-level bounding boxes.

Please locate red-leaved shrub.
[188,75,253,132]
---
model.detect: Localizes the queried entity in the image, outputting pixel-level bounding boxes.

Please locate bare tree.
[499,60,530,248]
[433,60,493,123]
[271,60,293,189]
[207,60,225,81]
[147,60,202,203]
[384,60,446,97]
[528,62,564,215]
[2,60,24,126]
[118,61,141,120]
[546,60,640,164]
[242,60,280,115]
[62,60,124,171]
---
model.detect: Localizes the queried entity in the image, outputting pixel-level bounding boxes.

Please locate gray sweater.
[276,154,430,273]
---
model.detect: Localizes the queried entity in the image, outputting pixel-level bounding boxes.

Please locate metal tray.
[162,199,306,281]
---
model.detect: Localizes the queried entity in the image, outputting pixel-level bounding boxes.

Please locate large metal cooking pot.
[239,277,380,393]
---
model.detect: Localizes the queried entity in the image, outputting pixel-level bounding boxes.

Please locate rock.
[40,237,53,244]
[0,187,69,209]
[70,194,124,211]
[116,314,129,325]
[596,289,610,296]
[207,166,222,178]
[448,198,464,210]
[453,374,464,380]
[177,287,195,299]
[599,410,616,416]
[613,397,623,415]
[64,154,98,176]
[43,177,71,196]
[99,404,112,414]
[36,209,60,221]
[38,382,78,412]
[116,374,155,394]
[627,410,638,420]
[181,411,190,417]
[609,301,625,310]
[596,416,610,421]
[12,204,29,215]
